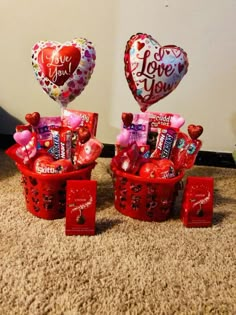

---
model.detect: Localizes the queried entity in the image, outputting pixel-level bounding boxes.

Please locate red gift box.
[180,176,214,227]
[66,180,97,235]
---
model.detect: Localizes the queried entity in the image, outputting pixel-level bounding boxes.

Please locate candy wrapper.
[151,126,178,160]
[171,132,202,171]
[62,109,98,136]
[139,159,176,179]
[73,138,103,168]
[33,155,74,174]
[34,116,61,149]
[147,112,184,153]
[111,142,146,174]
[48,127,72,160]
[116,112,149,147]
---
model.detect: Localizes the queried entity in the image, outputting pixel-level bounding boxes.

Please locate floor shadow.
[96,179,115,211]
[95,218,123,235]
[214,188,236,206]
[212,211,229,225]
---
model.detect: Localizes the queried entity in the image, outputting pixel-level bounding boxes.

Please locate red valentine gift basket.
[17,161,96,220]
[110,33,204,222]
[6,109,102,220]
[110,112,203,222]
[111,164,184,222]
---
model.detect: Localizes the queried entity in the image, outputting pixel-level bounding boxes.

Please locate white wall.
[0,0,235,153]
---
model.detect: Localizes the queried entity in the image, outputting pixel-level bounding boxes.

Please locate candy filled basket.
[111,110,203,222]
[6,108,103,220]
[17,161,96,220]
[111,164,184,222]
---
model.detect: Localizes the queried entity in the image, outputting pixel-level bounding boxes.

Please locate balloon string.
[25,146,30,161]
[61,105,65,123]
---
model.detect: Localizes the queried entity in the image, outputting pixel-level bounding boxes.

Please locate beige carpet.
[0,149,236,315]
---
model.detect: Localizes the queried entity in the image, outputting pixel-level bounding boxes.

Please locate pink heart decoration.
[171,115,185,129]
[124,33,189,112]
[68,114,82,129]
[14,130,32,146]
[32,38,96,107]
[116,129,130,147]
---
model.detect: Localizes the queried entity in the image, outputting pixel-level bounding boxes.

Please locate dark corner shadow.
[95,218,123,235]
[0,106,23,134]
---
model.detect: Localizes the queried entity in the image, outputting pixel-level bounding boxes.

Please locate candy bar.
[49,127,72,160]
[171,132,202,170]
[73,138,103,168]
[34,116,61,149]
[151,126,177,159]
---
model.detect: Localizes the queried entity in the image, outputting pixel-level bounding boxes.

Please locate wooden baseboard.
[1,134,235,168]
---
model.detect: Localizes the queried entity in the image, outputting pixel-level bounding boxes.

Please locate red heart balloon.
[25,112,40,126]
[38,46,81,86]
[124,33,189,112]
[32,38,96,107]
[187,124,203,140]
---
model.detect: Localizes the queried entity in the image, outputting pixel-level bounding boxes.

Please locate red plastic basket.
[111,166,184,222]
[16,162,96,220]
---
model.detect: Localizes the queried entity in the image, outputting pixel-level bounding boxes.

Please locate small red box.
[66,180,97,235]
[180,176,214,227]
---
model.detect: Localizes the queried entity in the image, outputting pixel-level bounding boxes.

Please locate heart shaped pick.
[124,33,189,112]
[68,115,82,129]
[14,130,32,146]
[187,124,203,140]
[25,112,40,126]
[116,129,130,147]
[122,112,133,127]
[32,38,96,107]
[171,115,185,129]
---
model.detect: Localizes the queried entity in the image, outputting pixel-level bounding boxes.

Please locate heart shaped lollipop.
[32,38,96,107]
[25,112,40,126]
[13,130,32,146]
[124,33,189,111]
[187,124,203,140]
[122,113,133,127]
[171,115,185,129]
[68,115,82,129]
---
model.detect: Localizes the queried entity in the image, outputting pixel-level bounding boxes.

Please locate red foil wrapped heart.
[25,112,40,126]
[187,124,203,140]
[77,126,91,144]
[121,112,133,127]
[139,159,175,179]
